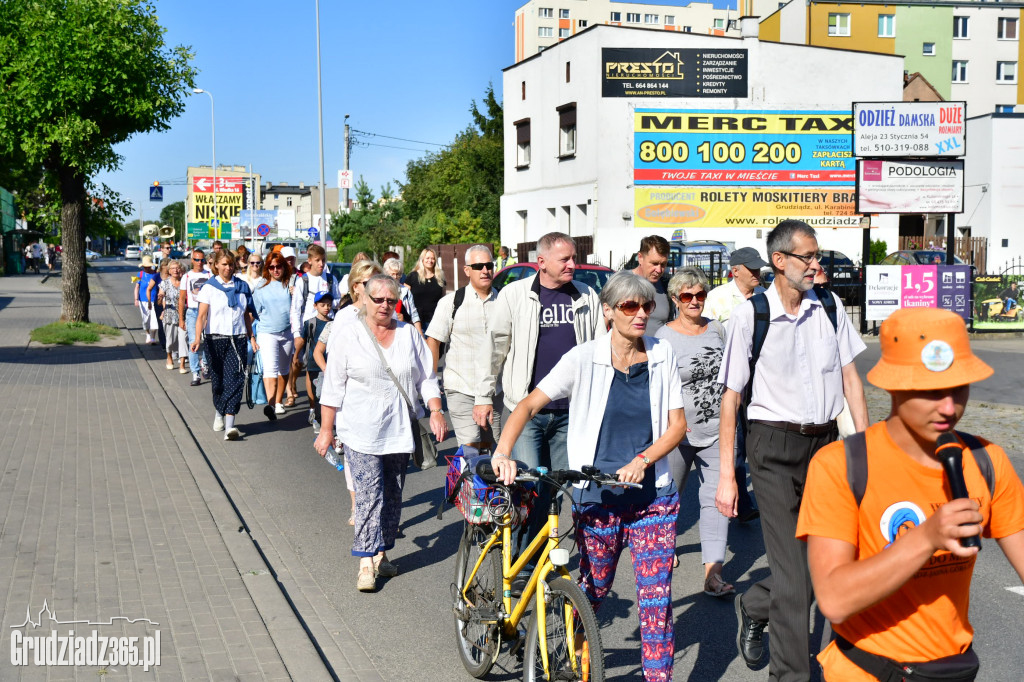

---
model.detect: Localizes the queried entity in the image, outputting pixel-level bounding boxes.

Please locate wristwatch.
[636,453,651,467]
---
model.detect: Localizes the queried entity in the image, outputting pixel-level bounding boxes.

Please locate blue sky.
[97,0,736,223]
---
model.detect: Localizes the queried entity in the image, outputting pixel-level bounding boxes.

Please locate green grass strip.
[30,321,120,345]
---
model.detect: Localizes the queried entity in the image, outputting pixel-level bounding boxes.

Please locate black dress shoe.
[735,594,767,669]
[736,508,760,524]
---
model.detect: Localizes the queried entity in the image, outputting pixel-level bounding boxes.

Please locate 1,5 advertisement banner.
[634,187,859,228]
[633,109,854,185]
[865,264,971,321]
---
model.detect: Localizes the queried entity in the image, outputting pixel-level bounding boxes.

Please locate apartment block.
[760,0,1024,114]
[260,182,338,237]
[514,0,784,62]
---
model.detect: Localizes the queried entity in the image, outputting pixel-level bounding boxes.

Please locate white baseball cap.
[280,246,296,259]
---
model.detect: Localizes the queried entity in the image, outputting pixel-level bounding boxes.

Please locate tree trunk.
[58,165,90,322]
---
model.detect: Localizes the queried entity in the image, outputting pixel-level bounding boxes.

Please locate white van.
[125,245,141,260]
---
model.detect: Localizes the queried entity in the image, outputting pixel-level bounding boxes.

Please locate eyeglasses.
[368,294,398,307]
[677,291,708,303]
[779,251,823,265]
[616,300,656,316]
[267,263,283,270]
[249,261,263,267]
[468,261,495,271]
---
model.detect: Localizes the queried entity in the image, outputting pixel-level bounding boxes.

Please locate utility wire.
[354,140,437,153]
[350,128,446,147]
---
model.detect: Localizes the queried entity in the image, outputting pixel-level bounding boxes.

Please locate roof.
[903,72,944,102]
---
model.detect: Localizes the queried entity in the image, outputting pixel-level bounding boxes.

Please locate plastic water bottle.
[324,445,344,472]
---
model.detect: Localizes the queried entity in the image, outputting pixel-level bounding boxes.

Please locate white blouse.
[321,317,441,455]
[195,276,250,336]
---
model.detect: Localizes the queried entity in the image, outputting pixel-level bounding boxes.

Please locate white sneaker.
[224,427,240,441]
[274,403,286,415]
[213,414,224,431]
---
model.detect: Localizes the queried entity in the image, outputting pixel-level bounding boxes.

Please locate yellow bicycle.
[448,459,639,682]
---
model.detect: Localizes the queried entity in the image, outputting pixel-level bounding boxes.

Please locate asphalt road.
[96,259,1024,681]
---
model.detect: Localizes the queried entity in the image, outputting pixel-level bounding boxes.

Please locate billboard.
[634,187,859,228]
[188,176,245,223]
[853,102,966,157]
[865,264,971,321]
[973,276,1024,331]
[856,159,964,214]
[602,48,747,98]
[634,110,855,185]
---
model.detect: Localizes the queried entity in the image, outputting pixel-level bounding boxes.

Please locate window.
[610,11,620,22]
[999,17,1018,40]
[644,14,659,24]
[559,28,570,38]
[538,7,552,18]
[952,60,968,82]
[565,61,570,83]
[953,16,969,39]
[521,80,526,100]
[515,119,531,168]
[665,15,675,26]
[538,26,553,37]
[578,19,587,28]
[273,193,279,199]
[878,14,895,38]
[997,104,1016,113]
[683,26,692,33]
[557,103,576,158]
[626,13,640,23]
[714,18,725,29]
[997,61,1017,82]
[922,42,935,56]
[286,197,293,207]
[828,13,851,36]
[559,9,569,19]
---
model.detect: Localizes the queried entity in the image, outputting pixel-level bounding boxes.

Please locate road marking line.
[1006,586,1024,597]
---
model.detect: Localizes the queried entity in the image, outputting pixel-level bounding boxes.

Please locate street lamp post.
[193,88,217,242]
[314,0,326,248]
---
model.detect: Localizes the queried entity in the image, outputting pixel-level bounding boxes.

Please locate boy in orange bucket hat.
[797,307,1024,681]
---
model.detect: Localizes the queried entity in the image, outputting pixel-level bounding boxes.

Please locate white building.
[514,0,784,62]
[500,22,903,267]
[961,113,1024,272]
[260,182,338,238]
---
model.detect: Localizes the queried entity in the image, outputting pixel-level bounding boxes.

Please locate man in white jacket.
[483,232,604,589]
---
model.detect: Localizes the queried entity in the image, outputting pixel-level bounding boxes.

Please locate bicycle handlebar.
[474,459,643,489]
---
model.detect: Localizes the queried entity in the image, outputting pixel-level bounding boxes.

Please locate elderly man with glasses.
[425,245,503,448]
[716,220,869,679]
[179,248,212,386]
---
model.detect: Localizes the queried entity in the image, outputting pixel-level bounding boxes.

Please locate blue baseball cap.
[314,290,333,305]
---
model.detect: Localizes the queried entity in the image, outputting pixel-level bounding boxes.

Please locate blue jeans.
[511,409,569,559]
[185,308,209,375]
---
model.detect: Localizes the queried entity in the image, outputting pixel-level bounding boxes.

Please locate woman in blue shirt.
[251,251,294,421]
[491,271,687,682]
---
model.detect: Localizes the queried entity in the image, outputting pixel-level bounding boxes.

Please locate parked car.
[84,250,100,261]
[124,245,140,260]
[169,249,185,259]
[328,262,352,288]
[117,247,125,257]
[492,263,614,292]
[878,249,977,277]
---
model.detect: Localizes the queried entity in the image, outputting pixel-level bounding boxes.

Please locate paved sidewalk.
[0,272,332,680]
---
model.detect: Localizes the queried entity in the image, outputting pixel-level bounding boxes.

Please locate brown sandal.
[703,573,736,598]
[283,395,296,407]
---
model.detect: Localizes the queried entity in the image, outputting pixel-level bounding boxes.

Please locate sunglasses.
[192,257,205,262]
[677,291,708,303]
[368,294,398,307]
[468,261,494,271]
[268,263,283,270]
[616,300,656,315]
[249,261,263,267]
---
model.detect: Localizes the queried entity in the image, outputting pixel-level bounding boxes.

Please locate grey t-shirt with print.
[654,320,726,448]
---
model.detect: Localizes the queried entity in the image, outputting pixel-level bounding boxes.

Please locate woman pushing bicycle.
[491,271,688,682]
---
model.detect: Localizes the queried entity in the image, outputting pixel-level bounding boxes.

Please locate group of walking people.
[133,227,1024,682]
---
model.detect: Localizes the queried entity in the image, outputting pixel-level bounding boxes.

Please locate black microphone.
[936,433,982,550]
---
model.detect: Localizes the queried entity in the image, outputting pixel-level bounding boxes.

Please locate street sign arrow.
[194,177,210,192]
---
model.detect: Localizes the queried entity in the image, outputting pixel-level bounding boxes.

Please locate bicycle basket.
[444,450,533,526]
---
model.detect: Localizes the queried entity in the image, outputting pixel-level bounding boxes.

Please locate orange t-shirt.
[797,422,1024,681]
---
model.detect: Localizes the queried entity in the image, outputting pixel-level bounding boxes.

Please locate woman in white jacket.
[491,271,687,682]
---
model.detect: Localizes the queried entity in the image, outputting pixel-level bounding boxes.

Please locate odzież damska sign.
[602,48,747,98]
[852,102,966,157]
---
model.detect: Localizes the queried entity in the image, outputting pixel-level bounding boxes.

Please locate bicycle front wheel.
[523,577,604,682]
[453,522,503,678]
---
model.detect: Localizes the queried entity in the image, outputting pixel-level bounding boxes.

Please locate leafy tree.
[0,0,196,321]
[400,84,502,246]
[160,200,186,233]
[869,239,888,264]
[329,178,406,260]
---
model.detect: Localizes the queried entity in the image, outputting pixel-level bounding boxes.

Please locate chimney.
[299,182,305,189]
[741,16,759,39]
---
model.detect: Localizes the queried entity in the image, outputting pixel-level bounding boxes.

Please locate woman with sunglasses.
[314,274,445,592]
[251,252,294,420]
[490,271,687,682]
[654,266,734,598]
[239,253,263,286]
